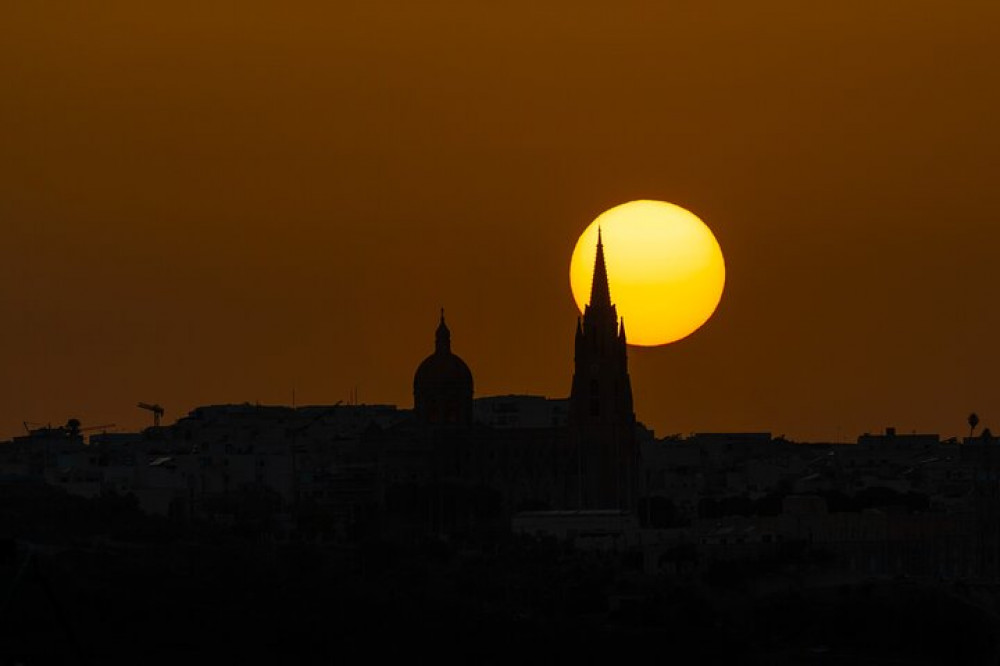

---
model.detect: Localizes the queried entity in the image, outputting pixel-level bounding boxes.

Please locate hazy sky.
[3,1,999,441]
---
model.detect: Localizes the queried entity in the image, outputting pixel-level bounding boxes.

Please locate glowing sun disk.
[569,200,725,346]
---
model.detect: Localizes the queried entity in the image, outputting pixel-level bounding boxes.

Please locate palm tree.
[968,412,980,438]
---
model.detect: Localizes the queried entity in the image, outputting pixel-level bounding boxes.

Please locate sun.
[569,200,725,346]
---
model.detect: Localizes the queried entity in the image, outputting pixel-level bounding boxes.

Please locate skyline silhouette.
[3,224,996,443]
[8,238,992,448]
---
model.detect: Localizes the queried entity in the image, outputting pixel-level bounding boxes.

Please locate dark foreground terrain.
[2,484,999,665]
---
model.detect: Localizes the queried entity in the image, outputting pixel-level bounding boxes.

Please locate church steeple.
[589,227,612,310]
[568,230,637,511]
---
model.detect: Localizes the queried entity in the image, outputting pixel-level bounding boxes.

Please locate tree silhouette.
[968,412,980,438]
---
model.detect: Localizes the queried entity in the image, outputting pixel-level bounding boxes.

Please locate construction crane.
[137,402,164,427]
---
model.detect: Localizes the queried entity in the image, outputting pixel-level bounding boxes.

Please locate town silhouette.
[3,237,1000,665]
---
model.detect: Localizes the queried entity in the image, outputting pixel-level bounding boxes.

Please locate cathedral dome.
[413,311,473,424]
[414,352,473,393]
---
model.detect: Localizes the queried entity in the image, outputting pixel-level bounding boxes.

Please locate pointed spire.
[589,227,612,309]
[435,308,451,354]
[619,317,626,341]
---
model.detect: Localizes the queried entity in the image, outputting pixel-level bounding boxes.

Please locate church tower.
[569,229,638,510]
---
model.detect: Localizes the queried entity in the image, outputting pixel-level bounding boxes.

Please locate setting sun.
[569,200,725,346]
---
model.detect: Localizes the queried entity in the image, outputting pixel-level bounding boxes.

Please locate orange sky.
[2,1,999,441]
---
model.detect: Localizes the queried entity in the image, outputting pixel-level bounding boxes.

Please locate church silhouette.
[376,230,639,532]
